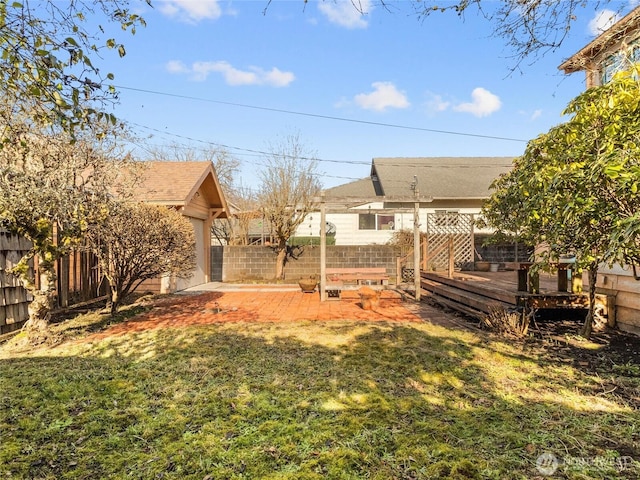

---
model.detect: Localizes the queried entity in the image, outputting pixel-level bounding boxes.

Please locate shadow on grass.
[0,322,638,479]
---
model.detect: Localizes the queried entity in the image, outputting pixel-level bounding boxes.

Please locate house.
[133,161,229,292]
[559,7,640,87]
[559,6,640,334]
[296,157,530,268]
[305,156,512,239]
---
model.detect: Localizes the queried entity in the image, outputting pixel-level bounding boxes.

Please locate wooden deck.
[420,269,593,319]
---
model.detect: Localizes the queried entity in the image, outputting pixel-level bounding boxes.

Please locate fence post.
[448,236,454,279]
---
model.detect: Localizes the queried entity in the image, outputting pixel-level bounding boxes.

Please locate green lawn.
[1,308,638,479]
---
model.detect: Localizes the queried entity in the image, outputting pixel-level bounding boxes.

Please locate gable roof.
[369,157,513,199]
[559,7,640,74]
[323,177,377,198]
[133,161,229,217]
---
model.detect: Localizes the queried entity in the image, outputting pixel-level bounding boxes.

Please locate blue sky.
[99,0,638,190]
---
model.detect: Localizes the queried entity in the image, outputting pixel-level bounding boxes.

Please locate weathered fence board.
[1,228,106,334]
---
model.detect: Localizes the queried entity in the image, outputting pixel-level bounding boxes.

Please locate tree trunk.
[110,288,120,315]
[25,288,52,332]
[580,265,599,339]
[20,266,55,343]
[275,246,287,280]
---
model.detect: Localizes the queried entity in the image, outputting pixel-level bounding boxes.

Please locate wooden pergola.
[316,192,433,301]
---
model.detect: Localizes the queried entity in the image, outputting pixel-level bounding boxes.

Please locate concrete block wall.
[211,246,224,281]
[214,245,400,283]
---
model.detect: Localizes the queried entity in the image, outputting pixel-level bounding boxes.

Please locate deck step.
[421,289,486,320]
[421,272,517,306]
[420,277,512,316]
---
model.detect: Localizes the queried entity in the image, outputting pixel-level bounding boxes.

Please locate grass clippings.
[0,299,639,479]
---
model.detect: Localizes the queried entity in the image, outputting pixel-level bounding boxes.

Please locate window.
[358,214,395,230]
[600,40,640,85]
[601,53,622,85]
[378,215,395,230]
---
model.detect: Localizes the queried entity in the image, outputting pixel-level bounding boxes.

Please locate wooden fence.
[0,229,32,334]
[1,229,105,334]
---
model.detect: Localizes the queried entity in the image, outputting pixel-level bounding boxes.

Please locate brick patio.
[89,285,468,338]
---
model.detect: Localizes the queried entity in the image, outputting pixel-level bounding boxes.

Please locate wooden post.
[59,255,69,308]
[421,238,428,271]
[319,198,326,300]
[470,214,475,268]
[517,268,528,292]
[448,236,454,279]
[557,264,569,292]
[528,270,540,294]
[413,186,421,301]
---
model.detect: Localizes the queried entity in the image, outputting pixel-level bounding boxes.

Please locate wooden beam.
[414,196,421,301]
[320,196,327,302]
[322,208,416,214]
[314,195,434,204]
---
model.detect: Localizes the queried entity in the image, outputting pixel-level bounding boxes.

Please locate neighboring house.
[298,157,513,254]
[134,161,229,292]
[559,6,640,334]
[559,7,640,87]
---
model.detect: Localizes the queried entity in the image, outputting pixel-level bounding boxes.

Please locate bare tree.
[258,133,321,280]
[213,184,261,246]
[271,1,622,66]
[146,143,261,246]
[86,202,196,313]
[411,0,623,67]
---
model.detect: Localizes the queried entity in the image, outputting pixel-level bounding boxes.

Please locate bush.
[480,304,531,338]
[289,236,335,246]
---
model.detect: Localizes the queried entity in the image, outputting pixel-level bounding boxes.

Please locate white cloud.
[318,0,371,29]
[166,60,295,87]
[158,0,222,23]
[353,82,410,112]
[165,60,188,74]
[530,109,542,120]
[453,87,502,117]
[588,9,620,36]
[424,92,451,114]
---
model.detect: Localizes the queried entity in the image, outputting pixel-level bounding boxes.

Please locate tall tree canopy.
[0,0,147,135]
[0,1,146,338]
[481,67,640,337]
[0,117,133,335]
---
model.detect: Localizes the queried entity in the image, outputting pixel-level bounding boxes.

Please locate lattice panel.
[425,213,474,270]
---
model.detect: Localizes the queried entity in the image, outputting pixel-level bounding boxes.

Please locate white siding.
[176,217,206,291]
[295,205,484,246]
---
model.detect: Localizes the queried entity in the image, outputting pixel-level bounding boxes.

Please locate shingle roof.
[323,178,377,198]
[371,157,513,199]
[133,161,210,203]
[131,161,229,217]
[559,7,640,73]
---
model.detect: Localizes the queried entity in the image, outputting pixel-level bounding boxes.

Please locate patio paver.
[88,285,471,339]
